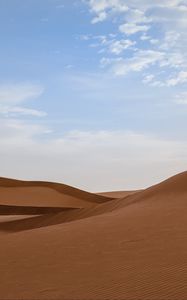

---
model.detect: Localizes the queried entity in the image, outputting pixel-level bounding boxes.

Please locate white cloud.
[174,92,187,104]
[88,0,110,13]
[0,105,47,117]
[159,31,181,50]
[0,83,46,118]
[142,74,155,84]
[120,0,182,10]
[88,0,128,21]
[0,83,44,104]
[167,71,187,86]
[84,0,187,86]
[0,118,49,144]
[109,39,136,54]
[102,50,165,76]
[126,8,152,24]
[0,123,186,191]
[91,11,107,23]
[150,39,159,45]
[87,0,186,27]
[142,70,187,88]
[178,5,187,12]
[140,34,151,41]
[81,34,137,55]
[119,23,150,35]
[87,0,180,24]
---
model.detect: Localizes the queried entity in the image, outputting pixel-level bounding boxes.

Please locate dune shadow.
[0,204,77,215]
[0,195,135,233]
[0,195,139,233]
[0,208,82,233]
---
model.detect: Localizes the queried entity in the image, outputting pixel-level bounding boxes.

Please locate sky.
[0,0,187,191]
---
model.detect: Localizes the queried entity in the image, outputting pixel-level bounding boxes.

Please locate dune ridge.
[0,177,112,204]
[98,190,141,198]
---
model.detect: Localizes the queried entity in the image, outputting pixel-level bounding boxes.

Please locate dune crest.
[0,177,112,204]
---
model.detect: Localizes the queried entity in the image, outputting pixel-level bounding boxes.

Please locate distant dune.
[0,177,111,209]
[98,189,141,198]
[0,172,186,299]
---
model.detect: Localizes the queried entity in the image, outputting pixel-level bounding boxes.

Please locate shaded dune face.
[0,177,112,204]
[0,171,186,300]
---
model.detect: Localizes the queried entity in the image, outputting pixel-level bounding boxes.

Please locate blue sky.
[0,0,187,191]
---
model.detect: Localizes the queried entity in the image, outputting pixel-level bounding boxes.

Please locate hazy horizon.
[0,0,187,191]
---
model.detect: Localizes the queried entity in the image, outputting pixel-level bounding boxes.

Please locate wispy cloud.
[84,0,187,86]
[91,11,107,23]
[0,105,47,117]
[0,124,186,190]
[0,83,46,118]
[109,39,136,55]
[101,50,165,76]
[119,23,149,35]
[88,0,129,22]
[0,118,49,144]
[174,92,187,104]
[166,71,187,86]
[80,34,136,55]
[0,83,44,104]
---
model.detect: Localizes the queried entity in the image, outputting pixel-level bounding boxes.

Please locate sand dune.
[98,189,141,198]
[0,186,97,209]
[0,171,186,299]
[0,177,112,205]
[0,177,112,210]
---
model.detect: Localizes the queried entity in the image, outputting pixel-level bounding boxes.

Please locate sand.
[98,190,141,198]
[0,172,186,299]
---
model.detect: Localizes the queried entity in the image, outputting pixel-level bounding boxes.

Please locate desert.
[1,1,187,299]
[0,172,186,299]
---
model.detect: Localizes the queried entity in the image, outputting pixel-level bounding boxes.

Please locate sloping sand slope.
[98,190,140,198]
[0,172,186,300]
[0,186,97,209]
[0,177,112,204]
[0,177,111,209]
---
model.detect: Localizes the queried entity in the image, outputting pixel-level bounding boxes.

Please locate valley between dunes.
[0,172,187,300]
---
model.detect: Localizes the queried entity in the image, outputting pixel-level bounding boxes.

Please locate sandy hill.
[0,177,111,209]
[98,189,140,198]
[0,171,186,300]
